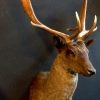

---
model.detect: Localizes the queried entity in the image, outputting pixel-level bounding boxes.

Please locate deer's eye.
[66,49,76,57]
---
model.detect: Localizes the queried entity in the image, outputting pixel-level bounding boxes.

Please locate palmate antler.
[21,0,97,44]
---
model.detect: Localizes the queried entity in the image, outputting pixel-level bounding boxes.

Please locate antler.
[21,0,97,43]
[21,0,72,43]
[67,0,97,41]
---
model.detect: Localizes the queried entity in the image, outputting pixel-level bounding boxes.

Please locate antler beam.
[67,0,97,41]
[21,0,71,43]
[21,0,97,43]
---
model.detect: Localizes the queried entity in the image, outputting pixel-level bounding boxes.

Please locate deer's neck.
[44,54,78,100]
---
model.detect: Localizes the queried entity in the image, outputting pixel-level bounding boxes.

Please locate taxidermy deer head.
[21,0,97,100]
[21,0,97,76]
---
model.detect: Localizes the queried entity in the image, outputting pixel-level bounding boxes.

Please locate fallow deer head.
[21,0,97,76]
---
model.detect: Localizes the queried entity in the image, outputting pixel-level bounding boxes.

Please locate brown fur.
[29,43,95,100]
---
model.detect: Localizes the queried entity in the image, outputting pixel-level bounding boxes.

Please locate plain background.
[0,0,100,100]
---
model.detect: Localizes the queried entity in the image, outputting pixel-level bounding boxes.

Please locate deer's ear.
[53,36,66,51]
[85,39,95,47]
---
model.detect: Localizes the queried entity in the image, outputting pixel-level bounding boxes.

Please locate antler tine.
[75,11,81,32]
[66,12,81,39]
[21,0,71,43]
[79,0,87,31]
[66,0,87,40]
[81,15,97,40]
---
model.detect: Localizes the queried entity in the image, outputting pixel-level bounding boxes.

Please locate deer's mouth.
[80,68,96,77]
[86,69,96,76]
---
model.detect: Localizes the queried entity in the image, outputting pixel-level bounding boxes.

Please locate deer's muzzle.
[87,68,96,76]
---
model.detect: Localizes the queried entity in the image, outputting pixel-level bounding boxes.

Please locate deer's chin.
[82,73,93,77]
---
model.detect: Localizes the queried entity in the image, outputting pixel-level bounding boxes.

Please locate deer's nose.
[88,69,96,76]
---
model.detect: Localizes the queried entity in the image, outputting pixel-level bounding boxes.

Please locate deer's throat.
[45,57,78,99]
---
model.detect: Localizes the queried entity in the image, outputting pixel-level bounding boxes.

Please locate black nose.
[88,70,96,76]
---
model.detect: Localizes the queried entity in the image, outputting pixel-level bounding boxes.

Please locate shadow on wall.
[0,89,8,100]
[91,0,100,16]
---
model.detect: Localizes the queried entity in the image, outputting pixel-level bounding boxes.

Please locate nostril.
[88,70,96,76]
